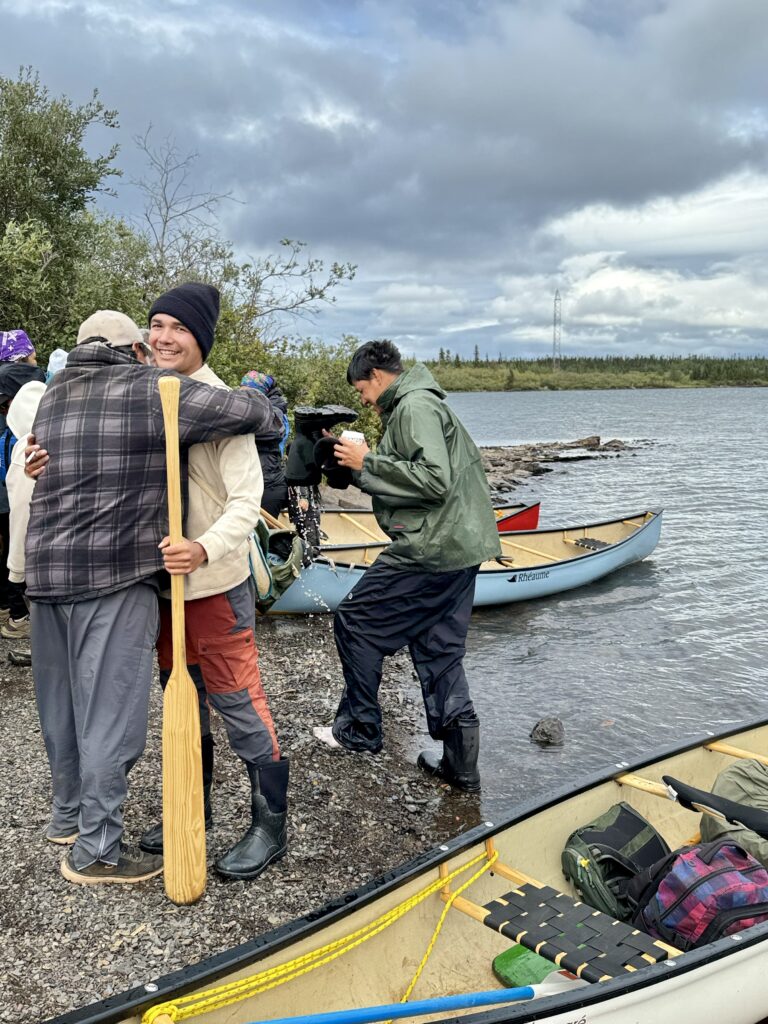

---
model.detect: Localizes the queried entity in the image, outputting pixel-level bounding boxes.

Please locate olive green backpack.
[251,519,305,613]
[561,802,670,921]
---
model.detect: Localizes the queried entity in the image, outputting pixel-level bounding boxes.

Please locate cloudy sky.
[3,0,768,359]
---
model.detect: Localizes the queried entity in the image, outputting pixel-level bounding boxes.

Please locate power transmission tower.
[552,290,562,371]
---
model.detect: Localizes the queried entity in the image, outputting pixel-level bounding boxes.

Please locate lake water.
[414,387,768,819]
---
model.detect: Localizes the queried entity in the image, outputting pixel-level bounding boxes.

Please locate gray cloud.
[2,0,768,356]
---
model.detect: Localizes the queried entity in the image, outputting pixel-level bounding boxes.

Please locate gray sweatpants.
[31,583,159,868]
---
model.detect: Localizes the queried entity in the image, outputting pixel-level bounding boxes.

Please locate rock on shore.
[479,436,630,494]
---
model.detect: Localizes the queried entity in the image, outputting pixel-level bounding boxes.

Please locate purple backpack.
[628,840,768,951]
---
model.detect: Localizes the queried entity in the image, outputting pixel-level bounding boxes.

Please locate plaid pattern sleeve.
[172,371,284,446]
[25,345,279,603]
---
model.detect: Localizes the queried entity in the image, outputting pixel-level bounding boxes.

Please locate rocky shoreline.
[1,619,484,1024]
[0,436,636,1024]
[480,435,630,495]
[324,435,633,507]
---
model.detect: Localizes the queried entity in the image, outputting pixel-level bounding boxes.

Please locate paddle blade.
[163,663,206,904]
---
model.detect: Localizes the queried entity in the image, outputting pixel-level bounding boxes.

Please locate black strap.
[663,775,768,839]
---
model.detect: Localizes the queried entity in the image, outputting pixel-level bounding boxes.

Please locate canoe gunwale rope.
[142,848,498,1024]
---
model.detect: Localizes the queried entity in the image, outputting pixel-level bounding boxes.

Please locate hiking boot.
[139,733,214,855]
[417,720,481,793]
[45,823,79,846]
[1,615,30,639]
[8,647,32,666]
[61,845,163,885]
[216,758,289,881]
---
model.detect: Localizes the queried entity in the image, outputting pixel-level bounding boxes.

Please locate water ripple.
[408,388,768,813]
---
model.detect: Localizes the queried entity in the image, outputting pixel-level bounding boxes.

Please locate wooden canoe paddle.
[159,375,206,904]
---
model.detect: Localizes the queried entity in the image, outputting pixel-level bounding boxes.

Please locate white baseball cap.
[76,310,143,347]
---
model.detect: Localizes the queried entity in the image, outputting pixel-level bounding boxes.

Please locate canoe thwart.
[705,741,768,768]
[498,538,560,561]
[614,773,671,799]
[480,884,674,982]
[338,512,385,543]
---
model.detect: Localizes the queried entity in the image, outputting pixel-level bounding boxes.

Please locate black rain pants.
[332,561,479,753]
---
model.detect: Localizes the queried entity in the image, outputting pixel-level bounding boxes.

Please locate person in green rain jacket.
[360,361,500,572]
[313,341,501,791]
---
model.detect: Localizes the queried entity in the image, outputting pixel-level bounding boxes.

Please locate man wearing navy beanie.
[143,281,289,882]
[148,282,220,360]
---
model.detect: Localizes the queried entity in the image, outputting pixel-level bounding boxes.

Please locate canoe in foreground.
[269,509,662,614]
[61,714,768,1024]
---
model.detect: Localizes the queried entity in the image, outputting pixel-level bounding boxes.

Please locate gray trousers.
[31,583,159,868]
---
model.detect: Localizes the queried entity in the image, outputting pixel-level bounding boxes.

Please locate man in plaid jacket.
[26,312,282,885]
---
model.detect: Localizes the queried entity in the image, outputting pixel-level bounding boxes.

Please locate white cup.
[340,430,365,445]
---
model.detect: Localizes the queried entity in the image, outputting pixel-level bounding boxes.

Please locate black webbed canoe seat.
[573,537,611,551]
[481,883,671,983]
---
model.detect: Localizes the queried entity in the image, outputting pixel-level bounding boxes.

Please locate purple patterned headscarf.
[240,370,275,394]
[0,330,35,363]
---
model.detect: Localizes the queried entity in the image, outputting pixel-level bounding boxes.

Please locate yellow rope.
[142,849,492,1023]
[398,849,498,1005]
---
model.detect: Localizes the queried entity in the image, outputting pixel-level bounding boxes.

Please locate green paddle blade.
[492,944,558,987]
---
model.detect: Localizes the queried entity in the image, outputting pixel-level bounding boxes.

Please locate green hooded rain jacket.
[356,363,501,572]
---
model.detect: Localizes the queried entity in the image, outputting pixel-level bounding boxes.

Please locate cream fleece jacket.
[183,363,264,601]
[6,381,45,583]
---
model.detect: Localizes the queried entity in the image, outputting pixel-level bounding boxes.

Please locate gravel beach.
[0,437,632,1024]
[1,617,483,1024]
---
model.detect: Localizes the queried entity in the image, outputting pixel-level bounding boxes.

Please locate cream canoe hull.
[269,510,662,614]
[61,715,768,1024]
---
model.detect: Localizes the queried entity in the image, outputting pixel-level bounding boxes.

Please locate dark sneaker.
[61,845,163,885]
[45,823,79,846]
[8,647,32,666]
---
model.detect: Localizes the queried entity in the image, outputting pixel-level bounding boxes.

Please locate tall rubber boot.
[417,720,481,793]
[215,757,289,881]
[139,734,215,854]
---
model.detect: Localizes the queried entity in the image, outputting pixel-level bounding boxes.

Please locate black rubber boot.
[139,734,214,854]
[215,757,289,881]
[417,720,481,793]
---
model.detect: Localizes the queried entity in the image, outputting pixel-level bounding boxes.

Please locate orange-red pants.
[157,579,278,765]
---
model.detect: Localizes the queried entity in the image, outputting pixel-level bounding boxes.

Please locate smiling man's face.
[149,313,203,376]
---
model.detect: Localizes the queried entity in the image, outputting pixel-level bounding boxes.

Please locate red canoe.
[495,500,540,533]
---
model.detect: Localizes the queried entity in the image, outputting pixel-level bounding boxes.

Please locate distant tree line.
[426,354,768,390]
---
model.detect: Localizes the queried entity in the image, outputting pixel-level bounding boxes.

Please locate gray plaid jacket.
[26,343,281,603]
